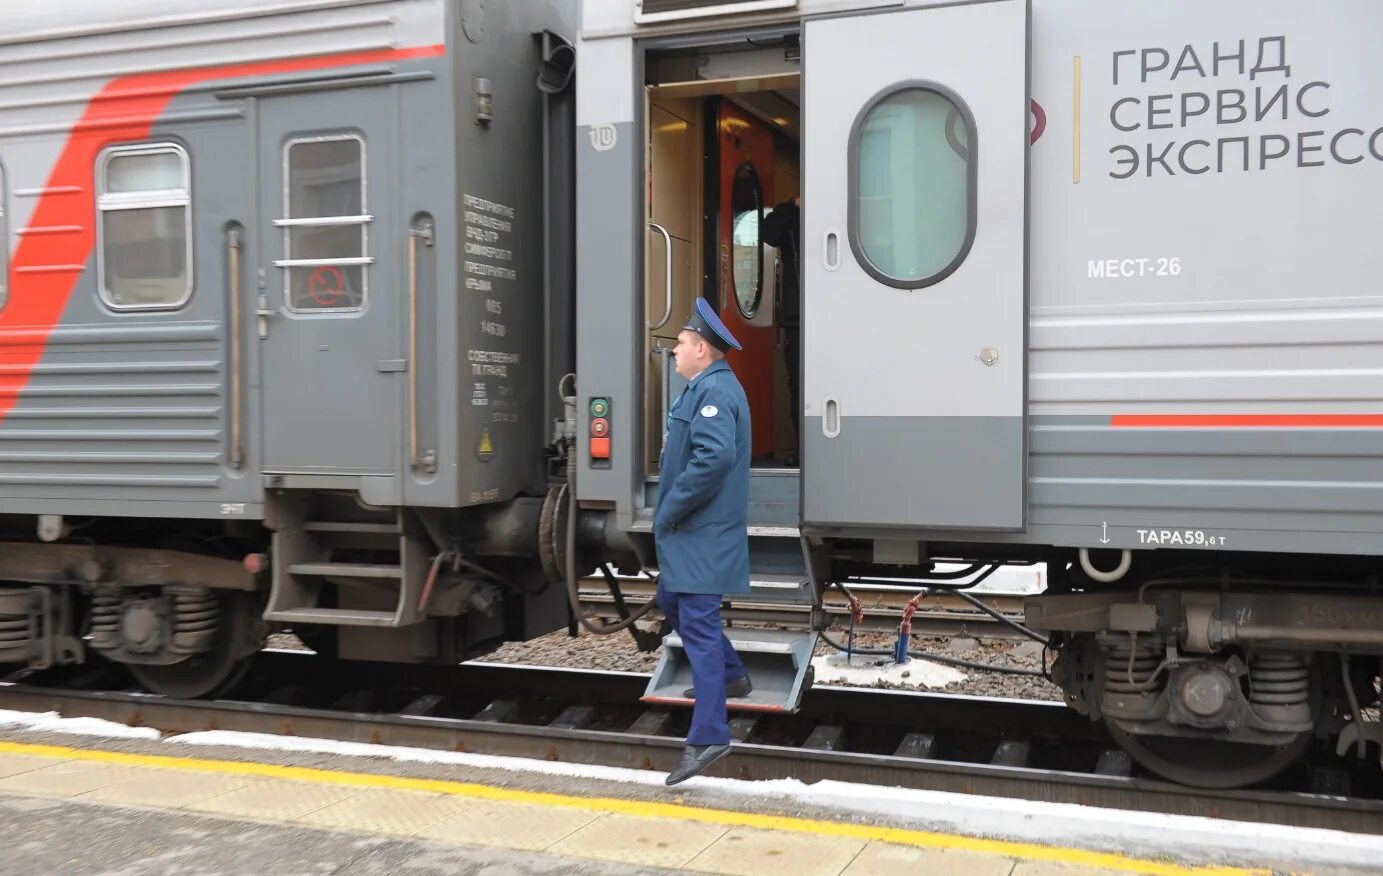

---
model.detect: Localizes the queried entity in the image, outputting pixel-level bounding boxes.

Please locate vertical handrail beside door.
[227,226,244,469]
[647,222,673,330]
[647,221,674,457]
[652,345,674,453]
[409,216,436,473]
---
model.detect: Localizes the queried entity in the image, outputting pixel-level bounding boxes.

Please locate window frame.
[276,133,372,315]
[95,141,194,311]
[846,80,978,291]
[729,160,765,320]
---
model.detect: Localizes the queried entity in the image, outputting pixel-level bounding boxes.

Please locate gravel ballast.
[475,625,1064,702]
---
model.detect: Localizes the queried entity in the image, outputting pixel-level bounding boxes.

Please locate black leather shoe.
[682,675,752,700]
[665,743,732,786]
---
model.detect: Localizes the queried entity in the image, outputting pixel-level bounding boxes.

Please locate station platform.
[0,711,1371,876]
[0,739,1252,876]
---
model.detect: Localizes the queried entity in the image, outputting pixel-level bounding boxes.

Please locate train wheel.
[127,591,261,699]
[1104,720,1312,788]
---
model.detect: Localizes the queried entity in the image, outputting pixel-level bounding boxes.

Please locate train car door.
[717,100,777,460]
[256,90,401,475]
[801,0,1028,531]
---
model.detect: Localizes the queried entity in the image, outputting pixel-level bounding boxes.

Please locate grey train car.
[0,0,582,695]
[0,0,1381,792]
[574,0,1383,788]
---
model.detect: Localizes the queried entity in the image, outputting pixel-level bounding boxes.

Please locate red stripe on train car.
[0,43,445,421]
[1109,414,1383,427]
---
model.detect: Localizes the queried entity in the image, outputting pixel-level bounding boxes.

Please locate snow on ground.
[0,707,1375,872]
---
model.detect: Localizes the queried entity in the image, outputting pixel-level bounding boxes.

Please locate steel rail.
[1,656,1379,835]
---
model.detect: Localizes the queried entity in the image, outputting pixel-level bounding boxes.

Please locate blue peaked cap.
[682,297,742,352]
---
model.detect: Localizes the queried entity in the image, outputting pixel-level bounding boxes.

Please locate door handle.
[255,293,276,340]
[823,230,841,272]
[823,397,841,438]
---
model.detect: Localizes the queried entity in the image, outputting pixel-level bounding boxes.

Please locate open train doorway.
[619,0,1028,540]
[576,0,1027,715]
[643,46,802,480]
[637,40,817,708]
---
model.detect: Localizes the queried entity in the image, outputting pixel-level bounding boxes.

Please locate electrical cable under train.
[816,630,1048,678]
[829,570,1052,677]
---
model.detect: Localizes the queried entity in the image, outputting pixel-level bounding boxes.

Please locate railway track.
[579,577,1031,638]
[2,650,1380,836]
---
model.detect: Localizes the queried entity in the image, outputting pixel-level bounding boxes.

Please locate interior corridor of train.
[643,40,802,475]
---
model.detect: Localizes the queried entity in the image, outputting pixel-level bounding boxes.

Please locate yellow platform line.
[0,740,1263,876]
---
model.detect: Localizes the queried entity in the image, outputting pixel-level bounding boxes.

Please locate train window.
[0,162,7,310]
[96,143,192,309]
[849,84,976,289]
[730,162,764,319]
[280,135,369,312]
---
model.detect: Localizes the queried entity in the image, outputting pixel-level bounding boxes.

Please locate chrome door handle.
[255,293,276,340]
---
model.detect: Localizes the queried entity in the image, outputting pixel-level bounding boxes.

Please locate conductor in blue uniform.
[656,298,753,786]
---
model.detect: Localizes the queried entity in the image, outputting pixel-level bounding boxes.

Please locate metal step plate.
[642,628,818,714]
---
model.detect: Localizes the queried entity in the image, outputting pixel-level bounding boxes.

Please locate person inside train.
[655,298,754,786]
[761,196,801,465]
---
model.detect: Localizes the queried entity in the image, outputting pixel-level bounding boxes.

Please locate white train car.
[573,0,1383,787]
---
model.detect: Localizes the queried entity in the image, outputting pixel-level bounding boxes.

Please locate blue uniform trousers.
[656,579,748,746]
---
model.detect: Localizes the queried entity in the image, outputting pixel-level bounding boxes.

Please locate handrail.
[655,346,674,452]
[647,222,673,331]
[408,219,435,472]
[227,227,243,469]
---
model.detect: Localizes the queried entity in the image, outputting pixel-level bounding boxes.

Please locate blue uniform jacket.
[654,359,751,595]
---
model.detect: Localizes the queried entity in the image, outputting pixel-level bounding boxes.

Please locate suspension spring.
[1249,652,1310,707]
[0,613,29,650]
[1105,637,1165,694]
[89,588,121,651]
[170,587,218,654]
[172,587,218,635]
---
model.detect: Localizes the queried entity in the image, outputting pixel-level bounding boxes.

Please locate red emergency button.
[590,437,611,459]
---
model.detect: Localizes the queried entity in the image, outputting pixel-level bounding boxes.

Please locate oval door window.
[730,161,764,318]
[850,83,977,289]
